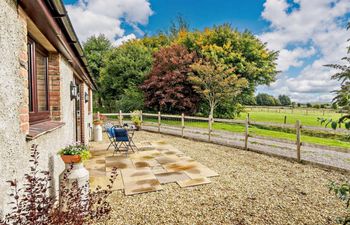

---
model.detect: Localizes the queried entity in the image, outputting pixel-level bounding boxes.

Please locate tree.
[112,85,144,112]
[326,22,350,124]
[83,34,112,107]
[177,24,278,100]
[141,45,200,114]
[189,59,248,118]
[100,41,152,111]
[278,95,292,106]
[256,93,276,106]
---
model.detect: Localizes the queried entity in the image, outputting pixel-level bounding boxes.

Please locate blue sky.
[63,0,350,103]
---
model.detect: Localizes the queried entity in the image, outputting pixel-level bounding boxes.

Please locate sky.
[63,0,350,103]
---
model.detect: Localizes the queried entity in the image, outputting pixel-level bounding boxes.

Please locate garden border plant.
[0,144,117,225]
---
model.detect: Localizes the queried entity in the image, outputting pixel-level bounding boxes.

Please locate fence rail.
[98,111,350,170]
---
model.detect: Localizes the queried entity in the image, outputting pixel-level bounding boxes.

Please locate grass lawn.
[141,118,350,149]
[237,110,341,127]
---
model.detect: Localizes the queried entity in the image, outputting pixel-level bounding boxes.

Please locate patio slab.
[177,177,211,188]
[105,156,135,169]
[121,168,163,195]
[88,139,218,196]
[155,171,191,184]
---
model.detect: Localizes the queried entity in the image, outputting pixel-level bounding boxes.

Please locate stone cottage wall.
[0,0,29,216]
[0,0,94,216]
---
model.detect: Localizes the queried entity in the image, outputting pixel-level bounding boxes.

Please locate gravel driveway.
[101,131,348,225]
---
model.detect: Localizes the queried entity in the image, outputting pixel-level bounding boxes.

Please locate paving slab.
[155,171,191,184]
[105,156,135,169]
[155,155,181,164]
[177,177,211,188]
[121,168,163,195]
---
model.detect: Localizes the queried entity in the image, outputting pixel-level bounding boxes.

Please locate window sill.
[26,121,65,141]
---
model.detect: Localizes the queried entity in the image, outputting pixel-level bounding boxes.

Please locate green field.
[138,117,350,149]
[105,108,349,149]
[237,109,341,127]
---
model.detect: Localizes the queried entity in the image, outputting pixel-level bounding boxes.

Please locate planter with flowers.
[131,110,142,131]
[58,144,91,209]
[58,144,91,164]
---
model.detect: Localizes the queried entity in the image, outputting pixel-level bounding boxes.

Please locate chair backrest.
[113,128,129,141]
[106,127,115,138]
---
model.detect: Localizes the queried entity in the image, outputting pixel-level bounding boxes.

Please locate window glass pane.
[27,42,33,112]
[36,50,48,111]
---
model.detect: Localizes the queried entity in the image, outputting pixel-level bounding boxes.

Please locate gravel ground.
[142,124,350,171]
[101,131,348,225]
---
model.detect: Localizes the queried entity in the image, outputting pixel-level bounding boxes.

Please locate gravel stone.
[97,131,348,225]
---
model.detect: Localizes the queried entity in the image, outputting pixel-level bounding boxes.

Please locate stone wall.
[0,0,29,216]
[0,0,94,216]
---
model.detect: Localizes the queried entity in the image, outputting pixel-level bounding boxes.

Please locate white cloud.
[114,33,137,46]
[66,0,153,42]
[277,47,315,71]
[259,0,350,102]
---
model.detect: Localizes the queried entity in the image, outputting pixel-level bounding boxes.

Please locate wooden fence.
[100,111,310,163]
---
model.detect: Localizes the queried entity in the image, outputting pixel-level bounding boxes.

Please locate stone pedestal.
[59,162,89,210]
[93,124,103,142]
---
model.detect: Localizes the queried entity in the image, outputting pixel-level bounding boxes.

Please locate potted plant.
[58,144,91,164]
[93,119,102,125]
[131,110,142,130]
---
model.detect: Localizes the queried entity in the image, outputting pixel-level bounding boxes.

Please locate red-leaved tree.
[141,44,200,114]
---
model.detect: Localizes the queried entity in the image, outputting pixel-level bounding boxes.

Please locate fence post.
[247,113,250,123]
[158,111,161,133]
[208,115,212,141]
[181,113,185,138]
[296,120,302,163]
[322,110,325,116]
[244,118,249,150]
[119,110,123,126]
[284,115,287,124]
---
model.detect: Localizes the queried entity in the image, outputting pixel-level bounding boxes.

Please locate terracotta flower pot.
[61,155,81,164]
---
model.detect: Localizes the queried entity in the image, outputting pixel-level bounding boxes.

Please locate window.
[27,37,50,124]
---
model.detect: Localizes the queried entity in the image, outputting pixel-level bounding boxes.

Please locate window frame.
[27,36,50,124]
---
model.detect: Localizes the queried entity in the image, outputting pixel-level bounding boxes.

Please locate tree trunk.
[209,105,214,119]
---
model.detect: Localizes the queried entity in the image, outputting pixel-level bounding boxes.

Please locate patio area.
[87,131,348,225]
[86,133,219,196]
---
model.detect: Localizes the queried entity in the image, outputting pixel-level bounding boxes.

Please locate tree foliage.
[141,44,200,113]
[83,35,112,83]
[100,42,152,111]
[256,93,277,106]
[177,24,278,98]
[83,35,112,107]
[83,23,278,116]
[278,95,292,106]
[189,59,248,117]
[326,22,350,123]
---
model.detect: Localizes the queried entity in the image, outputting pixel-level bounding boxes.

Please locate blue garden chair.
[106,127,116,151]
[111,127,136,156]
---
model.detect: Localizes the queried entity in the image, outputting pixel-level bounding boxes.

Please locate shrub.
[131,110,142,126]
[0,144,117,225]
[329,181,350,224]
